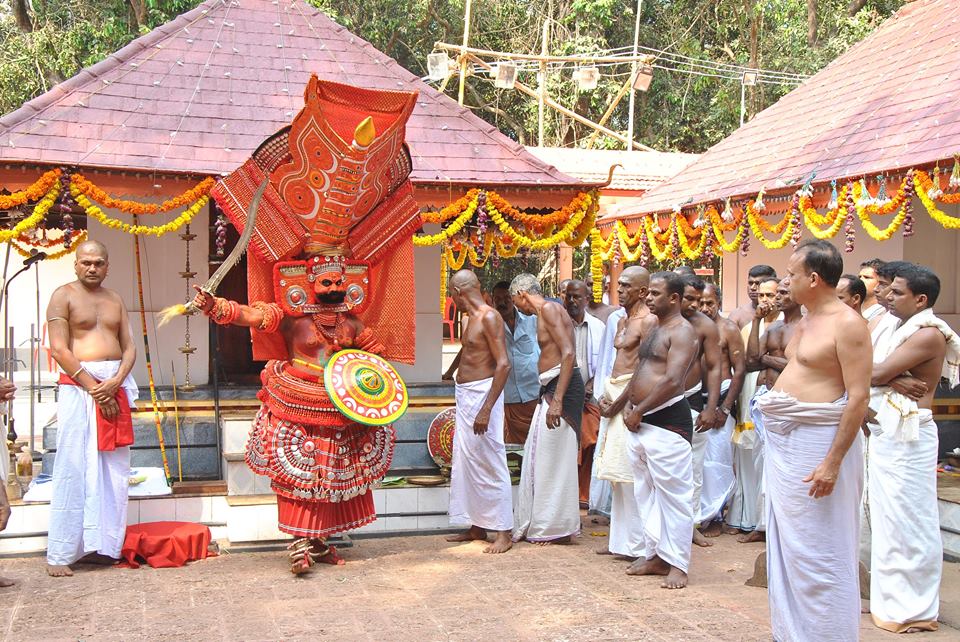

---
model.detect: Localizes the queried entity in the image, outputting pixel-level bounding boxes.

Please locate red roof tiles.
[0,0,581,189]
[525,147,699,192]
[610,0,960,221]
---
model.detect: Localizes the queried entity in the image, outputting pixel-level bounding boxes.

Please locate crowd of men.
[444,239,956,639]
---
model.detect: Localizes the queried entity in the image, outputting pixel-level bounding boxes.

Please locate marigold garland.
[915,170,960,229]
[422,190,478,225]
[74,190,208,237]
[676,215,709,260]
[746,202,796,250]
[0,169,62,210]
[0,182,61,243]
[11,230,87,261]
[413,198,478,246]
[70,174,215,215]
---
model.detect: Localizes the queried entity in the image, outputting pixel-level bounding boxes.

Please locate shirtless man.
[445,271,514,554]
[586,275,619,323]
[45,240,138,577]
[510,273,583,545]
[596,267,656,560]
[867,265,956,632]
[836,274,866,314]
[754,239,871,641]
[677,277,723,548]
[748,279,802,390]
[698,284,746,537]
[727,265,777,329]
[622,271,699,589]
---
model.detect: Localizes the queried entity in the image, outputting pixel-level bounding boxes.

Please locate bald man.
[445,271,514,554]
[46,240,138,577]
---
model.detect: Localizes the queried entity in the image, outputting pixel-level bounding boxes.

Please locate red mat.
[120,521,214,569]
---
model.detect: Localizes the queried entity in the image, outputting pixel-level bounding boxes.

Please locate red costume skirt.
[246,361,396,538]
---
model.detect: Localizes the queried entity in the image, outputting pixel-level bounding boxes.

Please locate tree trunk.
[847,0,868,16]
[128,0,148,31]
[12,0,33,33]
[807,0,818,47]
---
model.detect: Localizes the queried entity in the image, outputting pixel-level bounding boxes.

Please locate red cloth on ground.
[58,373,134,451]
[276,492,375,538]
[120,521,213,569]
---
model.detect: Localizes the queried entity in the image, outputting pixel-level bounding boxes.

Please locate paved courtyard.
[0,527,956,641]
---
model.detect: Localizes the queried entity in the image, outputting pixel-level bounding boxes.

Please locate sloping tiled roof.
[525,147,698,191]
[610,0,960,221]
[0,0,582,188]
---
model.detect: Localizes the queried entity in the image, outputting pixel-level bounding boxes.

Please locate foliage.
[0,0,905,152]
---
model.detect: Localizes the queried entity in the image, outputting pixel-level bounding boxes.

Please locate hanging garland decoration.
[643,215,673,262]
[73,189,210,237]
[70,174,215,215]
[800,184,847,239]
[0,169,62,210]
[615,220,646,262]
[853,178,909,241]
[414,189,596,250]
[444,244,469,271]
[675,213,709,260]
[10,230,88,261]
[439,251,449,316]
[746,201,796,250]
[707,206,747,253]
[0,181,61,243]
[915,170,960,229]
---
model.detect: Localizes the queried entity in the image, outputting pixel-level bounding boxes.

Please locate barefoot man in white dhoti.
[622,272,699,589]
[698,284,745,538]
[445,271,515,554]
[596,267,656,561]
[868,264,958,633]
[45,240,138,577]
[754,239,871,642]
[510,273,583,545]
[677,276,723,549]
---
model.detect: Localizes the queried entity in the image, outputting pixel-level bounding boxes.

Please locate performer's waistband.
[455,376,494,392]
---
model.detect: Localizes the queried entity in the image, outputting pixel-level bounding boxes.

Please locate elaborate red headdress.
[210,76,422,363]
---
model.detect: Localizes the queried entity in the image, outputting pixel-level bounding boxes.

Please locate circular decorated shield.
[427,407,456,468]
[324,349,408,426]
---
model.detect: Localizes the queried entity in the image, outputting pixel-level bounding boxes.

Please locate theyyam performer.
[170,75,422,574]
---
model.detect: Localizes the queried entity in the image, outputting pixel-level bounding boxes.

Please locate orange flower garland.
[70,174,215,215]
[422,190,478,224]
[0,169,62,210]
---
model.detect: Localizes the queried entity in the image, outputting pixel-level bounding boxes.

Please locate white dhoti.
[596,374,643,556]
[727,375,765,531]
[757,390,863,642]
[47,360,138,566]
[699,379,735,523]
[512,367,580,542]
[626,396,694,573]
[685,383,708,526]
[869,409,941,632]
[449,378,513,532]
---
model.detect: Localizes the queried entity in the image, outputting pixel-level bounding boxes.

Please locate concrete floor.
[0,525,956,641]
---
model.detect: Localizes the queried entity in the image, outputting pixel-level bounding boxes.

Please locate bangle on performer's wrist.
[71,366,85,379]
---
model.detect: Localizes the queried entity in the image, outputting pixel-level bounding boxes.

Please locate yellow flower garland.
[643,215,673,261]
[439,252,449,315]
[489,195,590,251]
[915,170,960,229]
[11,230,87,261]
[413,199,478,246]
[614,220,645,262]
[0,169,62,210]
[444,245,468,270]
[676,216,709,260]
[0,182,60,243]
[709,211,746,253]
[746,203,795,250]
[75,191,208,237]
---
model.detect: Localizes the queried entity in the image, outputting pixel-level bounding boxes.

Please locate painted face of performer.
[680,285,701,319]
[313,263,347,304]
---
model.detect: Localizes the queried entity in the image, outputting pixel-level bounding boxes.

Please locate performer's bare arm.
[541,302,575,428]
[803,316,872,499]
[722,323,747,414]
[624,324,698,430]
[696,317,724,430]
[600,315,655,418]
[191,286,265,328]
[442,347,463,381]
[473,310,512,435]
[47,286,121,419]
